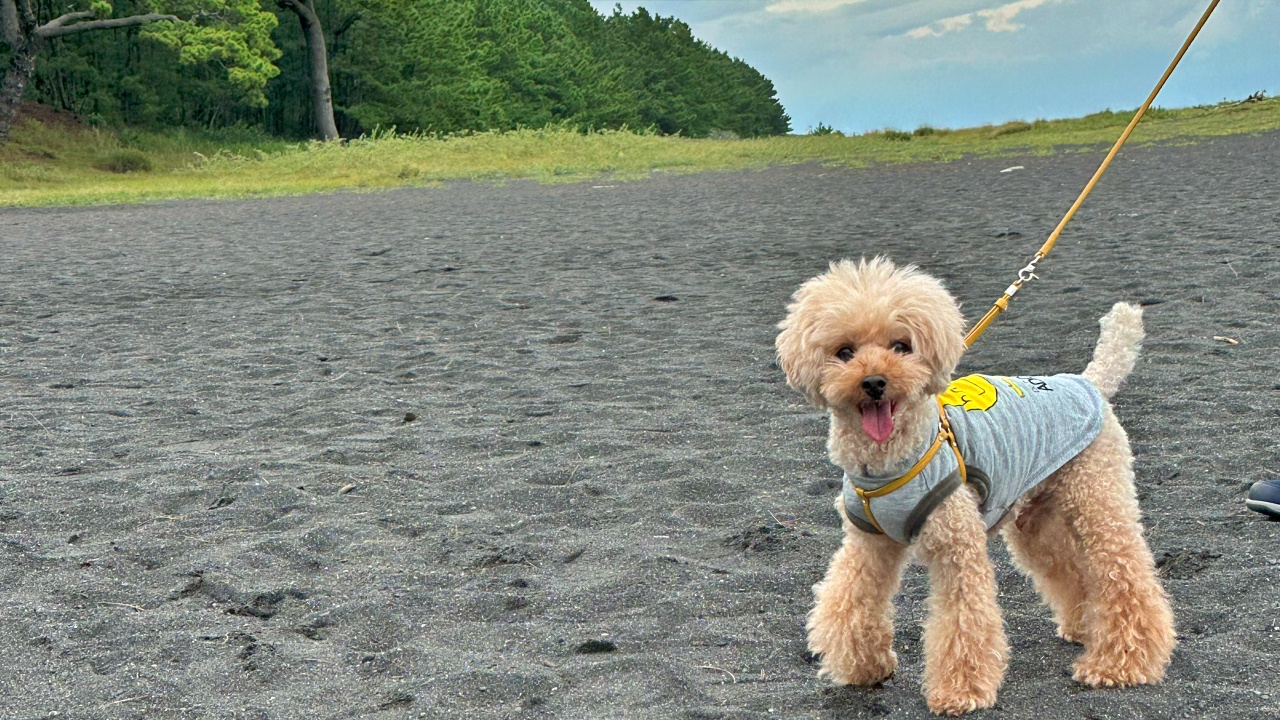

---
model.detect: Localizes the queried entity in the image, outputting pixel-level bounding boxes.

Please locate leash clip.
[1017,257,1041,284]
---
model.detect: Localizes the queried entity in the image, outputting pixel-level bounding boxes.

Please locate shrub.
[881,129,912,142]
[992,121,1033,137]
[807,122,841,136]
[99,149,153,173]
[912,125,937,136]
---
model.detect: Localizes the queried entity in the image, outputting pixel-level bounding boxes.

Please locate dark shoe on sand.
[1246,478,1280,519]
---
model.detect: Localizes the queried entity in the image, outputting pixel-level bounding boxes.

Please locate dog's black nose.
[861,375,887,400]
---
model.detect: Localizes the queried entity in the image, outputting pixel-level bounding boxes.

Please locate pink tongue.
[861,402,895,443]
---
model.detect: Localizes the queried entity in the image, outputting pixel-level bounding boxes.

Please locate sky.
[586,0,1279,134]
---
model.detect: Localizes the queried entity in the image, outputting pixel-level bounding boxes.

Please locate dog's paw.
[1056,623,1086,645]
[925,685,998,716]
[815,649,897,687]
[1072,653,1166,687]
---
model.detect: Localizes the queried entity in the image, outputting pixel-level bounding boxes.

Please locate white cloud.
[978,0,1055,32]
[765,0,867,14]
[906,14,974,38]
[905,0,1064,38]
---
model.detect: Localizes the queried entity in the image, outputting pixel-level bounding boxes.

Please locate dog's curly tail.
[1083,302,1144,399]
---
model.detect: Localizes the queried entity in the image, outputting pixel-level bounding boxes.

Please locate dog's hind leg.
[916,489,1008,716]
[1002,502,1089,643]
[1055,411,1175,687]
[807,498,908,686]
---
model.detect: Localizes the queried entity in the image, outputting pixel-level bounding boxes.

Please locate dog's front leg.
[807,499,908,686]
[916,490,1008,716]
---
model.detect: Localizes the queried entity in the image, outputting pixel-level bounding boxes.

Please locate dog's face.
[776,257,965,444]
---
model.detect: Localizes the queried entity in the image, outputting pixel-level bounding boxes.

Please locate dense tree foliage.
[2,0,790,138]
[0,0,279,139]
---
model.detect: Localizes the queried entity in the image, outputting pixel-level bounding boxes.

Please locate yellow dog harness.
[842,374,1106,544]
[850,399,966,535]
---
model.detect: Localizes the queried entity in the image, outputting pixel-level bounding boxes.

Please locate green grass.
[2,96,1278,207]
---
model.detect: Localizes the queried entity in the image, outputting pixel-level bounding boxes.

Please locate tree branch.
[332,11,362,38]
[36,12,179,40]
[38,10,94,32]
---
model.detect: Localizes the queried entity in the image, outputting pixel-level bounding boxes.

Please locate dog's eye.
[835,346,855,362]
[890,341,912,354]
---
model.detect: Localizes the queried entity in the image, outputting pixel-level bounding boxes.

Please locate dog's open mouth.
[858,400,896,443]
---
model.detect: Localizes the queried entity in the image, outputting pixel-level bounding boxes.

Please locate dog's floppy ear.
[900,282,966,395]
[776,284,830,409]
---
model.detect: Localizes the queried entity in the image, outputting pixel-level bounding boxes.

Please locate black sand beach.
[1,132,1277,719]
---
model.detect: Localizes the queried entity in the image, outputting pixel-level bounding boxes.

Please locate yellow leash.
[963,0,1222,348]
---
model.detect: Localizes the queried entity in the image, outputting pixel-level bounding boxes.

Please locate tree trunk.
[281,0,339,140]
[0,36,41,142]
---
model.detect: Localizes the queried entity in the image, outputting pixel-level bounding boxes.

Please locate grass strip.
[1,97,1277,208]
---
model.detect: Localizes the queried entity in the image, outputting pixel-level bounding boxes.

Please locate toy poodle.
[775,257,1174,715]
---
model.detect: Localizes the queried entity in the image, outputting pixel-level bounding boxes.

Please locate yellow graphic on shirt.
[941,374,1027,411]
[996,376,1025,397]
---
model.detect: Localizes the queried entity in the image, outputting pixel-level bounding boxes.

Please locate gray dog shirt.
[842,373,1106,544]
